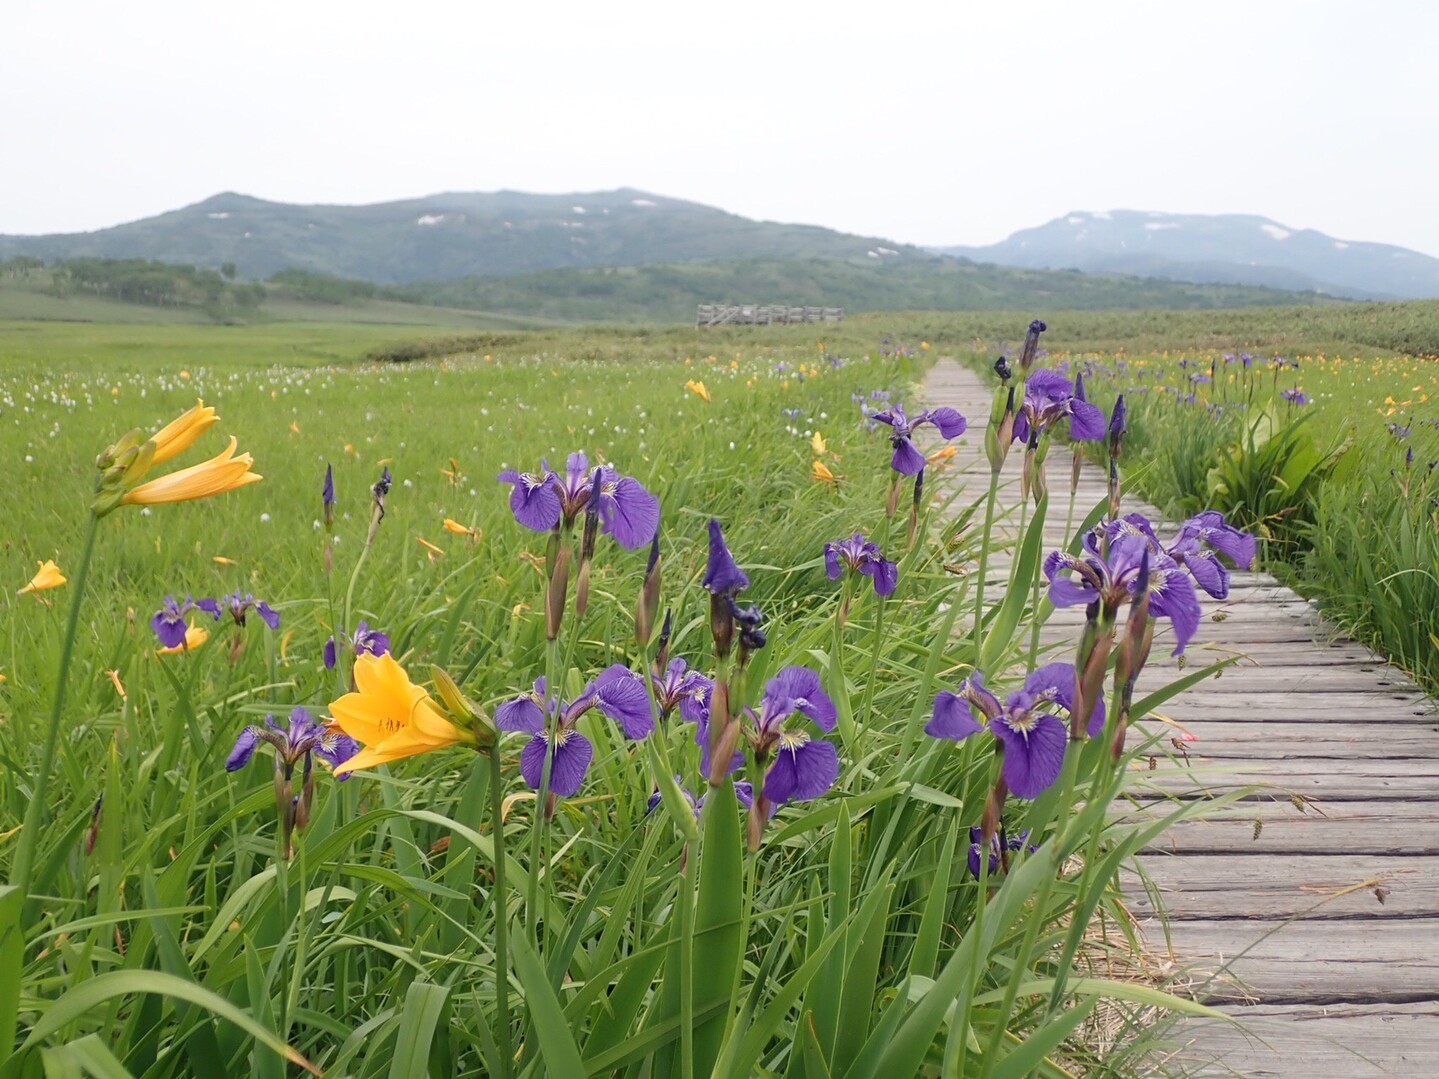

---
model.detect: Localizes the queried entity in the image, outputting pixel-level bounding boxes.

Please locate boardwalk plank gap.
[921,359,1438,1077]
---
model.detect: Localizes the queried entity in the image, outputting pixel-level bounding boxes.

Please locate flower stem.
[488,748,513,1079]
[13,511,101,895]
[525,637,560,938]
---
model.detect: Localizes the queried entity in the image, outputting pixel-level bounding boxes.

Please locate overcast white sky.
[3,0,1437,256]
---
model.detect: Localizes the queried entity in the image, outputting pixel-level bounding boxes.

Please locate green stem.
[13,511,101,894]
[488,748,513,1079]
[525,637,560,938]
[970,476,1002,662]
[858,594,887,733]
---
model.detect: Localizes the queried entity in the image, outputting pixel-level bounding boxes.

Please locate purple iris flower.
[219,592,280,630]
[968,825,1037,879]
[227,706,359,778]
[151,594,222,649]
[824,533,898,597]
[743,666,839,806]
[871,404,967,475]
[1043,531,1203,654]
[1011,370,1107,445]
[925,665,1102,799]
[496,665,654,798]
[324,620,391,670]
[1107,511,1256,601]
[496,451,659,549]
[702,518,749,596]
[1280,388,1311,405]
[322,464,335,508]
[651,658,713,723]
[646,776,755,819]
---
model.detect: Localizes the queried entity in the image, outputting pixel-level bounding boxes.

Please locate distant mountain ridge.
[932,210,1439,301]
[0,189,928,285]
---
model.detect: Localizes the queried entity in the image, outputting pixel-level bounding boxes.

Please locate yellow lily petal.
[811,431,826,455]
[121,436,262,506]
[18,560,66,595]
[148,399,219,466]
[329,652,466,776]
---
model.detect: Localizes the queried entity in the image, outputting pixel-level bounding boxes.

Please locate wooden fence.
[696,304,844,327]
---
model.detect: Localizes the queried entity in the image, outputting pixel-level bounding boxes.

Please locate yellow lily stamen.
[18,560,66,595]
[121,437,262,507]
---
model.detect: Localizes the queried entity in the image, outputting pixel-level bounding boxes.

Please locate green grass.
[0,314,1281,1076]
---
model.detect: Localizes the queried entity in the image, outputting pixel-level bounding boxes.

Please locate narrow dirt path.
[921,358,1439,1077]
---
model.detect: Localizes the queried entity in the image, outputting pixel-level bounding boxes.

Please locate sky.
[4,0,1438,257]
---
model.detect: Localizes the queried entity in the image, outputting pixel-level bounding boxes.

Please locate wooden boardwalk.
[920,360,1439,1077]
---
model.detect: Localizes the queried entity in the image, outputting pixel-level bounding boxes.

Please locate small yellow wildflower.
[685,379,711,402]
[811,460,837,484]
[18,560,66,596]
[811,432,827,455]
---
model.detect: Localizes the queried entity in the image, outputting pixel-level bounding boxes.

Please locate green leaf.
[980,492,1048,671]
[989,995,1098,1079]
[389,982,450,1079]
[690,779,745,1076]
[4,971,318,1077]
[510,935,585,1078]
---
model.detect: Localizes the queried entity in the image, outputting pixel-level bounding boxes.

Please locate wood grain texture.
[921,359,1439,1075]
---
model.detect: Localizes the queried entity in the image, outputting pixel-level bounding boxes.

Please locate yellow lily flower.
[442,518,475,536]
[157,621,209,655]
[121,437,262,507]
[811,460,837,484]
[685,379,711,402]
[417,536,445,560]
[147,399,219,466]
[329,652,468,776]
[811,431,826,455]
[18,560,66,595]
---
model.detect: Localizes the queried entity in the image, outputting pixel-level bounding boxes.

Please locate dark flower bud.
[635,530,662,648]
[546,541,571,642]
[1018,320,1047,374]
[994,355,1012,382]
[1108,395,1127,461]
[654,607,674,670]
[734,602,767,667]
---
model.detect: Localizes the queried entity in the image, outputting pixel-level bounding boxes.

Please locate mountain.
[0,189,929,285]
[933,211,1439,301]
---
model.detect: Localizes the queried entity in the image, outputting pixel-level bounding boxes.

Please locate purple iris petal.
[593,664,655,739]
[255,601,280,630]
[865,557,899,597]
[496,692,546,734]
[520,731,593,796]
[194,598,223,620]
[763,738,839,804]
[323,636,337,670]
[226,726,263,771]
[695,716,743,779]
[497,468,562,533]
[316,730,360,777]
[352,622,390,657]
[1068,399,1108,441]
[823,543,843,580]
[925,406,967,439]
[1021,662,1102,738]
[990,711,1068,799]
[703,518,749,595]
[1147,568,1202,655]
[322,464,335,507]
[1182,511,1256,569]
[764,666,837,733]
[925,692,985,741]
[733,781,755,810]
[1184,550,1230,599]
[597,476,660,549]
[889,437,927,476]
[152,609,190,649]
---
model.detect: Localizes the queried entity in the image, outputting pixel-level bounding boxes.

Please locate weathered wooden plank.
[1124,854,1439,919]
[1131,759,1439,801]
[1130,720,1439,760]
[1136,917,1439,1002]
[1135,800,1439,856]
[1169,1002,1439,1078]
